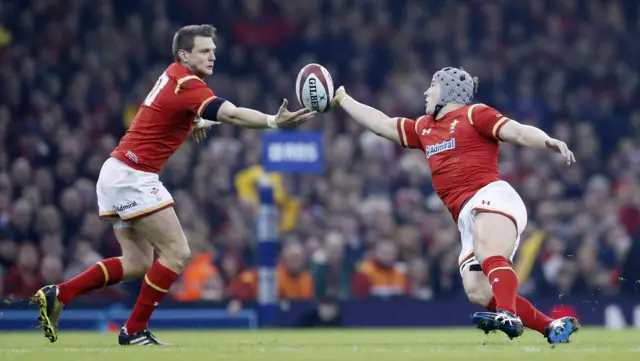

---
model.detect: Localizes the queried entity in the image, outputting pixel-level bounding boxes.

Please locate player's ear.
[472,77,479,94]
[178,49,188,63]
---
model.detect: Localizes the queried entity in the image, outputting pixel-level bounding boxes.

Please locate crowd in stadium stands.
[1,0,639,305]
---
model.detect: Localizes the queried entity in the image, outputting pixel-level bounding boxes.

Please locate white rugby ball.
[295,63,334,113]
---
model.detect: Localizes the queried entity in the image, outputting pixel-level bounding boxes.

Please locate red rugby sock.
[57,258,123,304]
[487,295,553,334]
[482,255,518,315]
[124,261,179,335]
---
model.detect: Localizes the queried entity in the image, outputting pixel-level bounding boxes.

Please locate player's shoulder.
[464,103,502,123]
[166,62,206,91]
[414,114,433,129]
[415,114,432,123]
[463,103,487,114]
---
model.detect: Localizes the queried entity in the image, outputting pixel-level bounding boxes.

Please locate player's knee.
[174,243,191,265]
[163,241,191,271]
[140,258,152,273]
[121,255,152,278]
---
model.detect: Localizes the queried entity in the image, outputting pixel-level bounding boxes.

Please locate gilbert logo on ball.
[295,63,334,113]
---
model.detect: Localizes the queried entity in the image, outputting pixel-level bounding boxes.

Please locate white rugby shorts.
[97,157,174,225]
[457,180,528,274]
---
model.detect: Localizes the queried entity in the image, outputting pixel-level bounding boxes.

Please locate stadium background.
[1,0,639,331]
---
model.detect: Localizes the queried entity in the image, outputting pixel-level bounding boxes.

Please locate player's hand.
[274,98,317,127]
[191,117,220,143]
[545,138,576,165]
[331,86,348,109]
[191,128,208,143]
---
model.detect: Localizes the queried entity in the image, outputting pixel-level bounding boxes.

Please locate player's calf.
[461,263,494,307]
[462,263,500,334]
[53,227,153,309]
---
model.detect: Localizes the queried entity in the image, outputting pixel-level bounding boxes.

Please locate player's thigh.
[469,181,527,263]
[103,160,186,262]
[113,222,154,275]
[131,206,190,265]
[473,212,517,261]
[461,262,493,307]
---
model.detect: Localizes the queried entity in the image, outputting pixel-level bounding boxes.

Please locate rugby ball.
[295,63,334,113]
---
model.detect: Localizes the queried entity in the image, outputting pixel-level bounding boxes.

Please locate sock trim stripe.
[97,261,109,288]
[486,266,514,278]
[144,274,169,293]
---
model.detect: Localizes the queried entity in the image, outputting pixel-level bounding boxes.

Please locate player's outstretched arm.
[499,120,576,165]
[332,86,402,144]
[217,99,316,129]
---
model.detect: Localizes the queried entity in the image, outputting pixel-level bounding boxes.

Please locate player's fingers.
[280,98,289,110]
[570,150,576,163]
[562,145,573,165]
[292,107,312,117]
[301,111,317,121]
[564,147,574,165]
[557,142,567,157]
[294,114,314,124]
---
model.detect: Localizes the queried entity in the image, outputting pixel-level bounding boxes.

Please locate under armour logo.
[482,200,490,206]
[422,128,431,135]
[491,278,499,287]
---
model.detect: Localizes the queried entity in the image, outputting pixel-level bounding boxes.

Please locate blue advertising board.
[261,131,323,174]
[2,298,639,331]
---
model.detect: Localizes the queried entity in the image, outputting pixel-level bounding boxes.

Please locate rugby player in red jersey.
[33,25,315,346]
[331,67,579,344]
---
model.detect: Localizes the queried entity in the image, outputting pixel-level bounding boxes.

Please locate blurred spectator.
[351,240,407,298]
[229,240,314,302]
[310,231,352,300]
[171,230,225,302]
[406,258,433,300]
[3,243,41,300]
[40,254,64,286]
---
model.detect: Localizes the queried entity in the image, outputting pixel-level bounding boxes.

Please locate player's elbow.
[372,118,401,142]
[497,121,525,145]
[214,100,237,123]
[371,128,385,138]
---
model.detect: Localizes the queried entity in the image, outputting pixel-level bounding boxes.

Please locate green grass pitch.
[0,328,639,361]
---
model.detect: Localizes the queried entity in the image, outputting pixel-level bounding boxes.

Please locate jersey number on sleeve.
[143,72,169,107]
